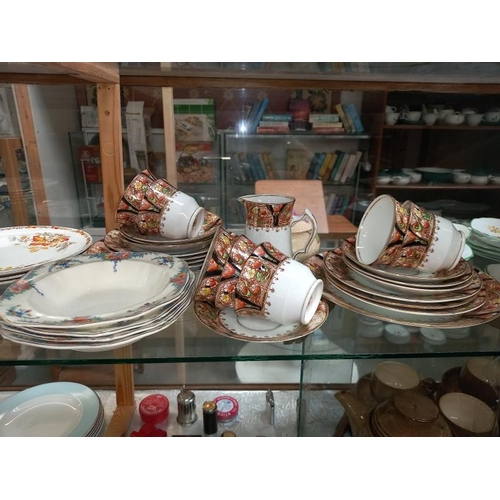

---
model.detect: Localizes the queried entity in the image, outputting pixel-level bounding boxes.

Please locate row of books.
[325,193,356,216]
[306,150,363,184]
[229,152,276,181]
[335,103,365,134]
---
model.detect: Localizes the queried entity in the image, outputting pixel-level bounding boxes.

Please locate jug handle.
[290,209,318,260]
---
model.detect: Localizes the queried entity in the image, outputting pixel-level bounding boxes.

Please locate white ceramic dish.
[471,217,500,240]
[342,239,472,283]
[0,226,92,277]
[341,253,474,296]
[468,230,500,249]
[0,252,191,327]
[324,252,482,307]
[323,277,492,328]
[0,382,100,437]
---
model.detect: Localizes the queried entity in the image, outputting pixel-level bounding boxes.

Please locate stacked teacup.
[115,170,205,240]
[113,170,220,270]
[356,194,466,273]
[193,227,324,332]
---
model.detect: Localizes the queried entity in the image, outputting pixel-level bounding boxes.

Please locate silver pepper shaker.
[177,385,197,425]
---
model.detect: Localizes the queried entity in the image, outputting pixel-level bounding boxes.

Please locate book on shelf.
[312,127,346,134]
[346,150,363,182]
[261,152,276,179]
[288,94,310,123]
[256,126,290,133]
[323,151,338,181]
[317,152,333,180]
[261,113,292,121]
[327,151,343,181]
[245,102,261,133]
[306,152,325,180]
[248,152,268,179]
[286,148,311,179]
[335,103,354,134]
[312,122,343,128]
[250,98,269,132]
[309,113,340,123]
[341,104,356,134]
[346,103,365,133]
[332,152,350,182]
[259,120,290,128]
[339,153,358,184]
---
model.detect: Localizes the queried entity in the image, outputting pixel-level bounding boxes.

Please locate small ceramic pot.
[465,113,484,126]
[422,112,438,125]
[444,112,465,126]
[391,174,412,185]
[453,171,471,184]
[484,110,500,123]
[401,111,421,122]
[488,175,500,185]
[402,169,422,183]
[385,112,400,125]
[470,174,489,185]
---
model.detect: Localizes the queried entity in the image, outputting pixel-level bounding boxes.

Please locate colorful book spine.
[309,113,340,123]
[256,126,290,133]
[250,98,269,132]
[323,152,338,181]
[261,152,276,179]
[259,121,289,127]
[329,151,345,181]
[341,104,356,134]
[313,127,346,134]
[347,103,365,133]
[307,152,324,179]
[335,104,353,134]
[261,113,292,121]
[317,152,333,180]
[312,122,343,128]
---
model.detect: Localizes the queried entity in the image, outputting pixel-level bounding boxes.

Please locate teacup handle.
[291,209,318,260]
[400,112,407,120]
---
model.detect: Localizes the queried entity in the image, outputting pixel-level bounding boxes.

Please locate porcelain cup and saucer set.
[192,194,328,342]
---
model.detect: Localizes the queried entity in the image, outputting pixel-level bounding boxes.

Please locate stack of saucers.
[320,238,500,328]
[0,225,93,291]
[0,382,104,437]
[467,217,500,262]
[104,210,222,272]
[0,252,195,352]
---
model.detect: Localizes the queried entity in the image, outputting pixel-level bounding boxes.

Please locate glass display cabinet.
[0,62,500,437]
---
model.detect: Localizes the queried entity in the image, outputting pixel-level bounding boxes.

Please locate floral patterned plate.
[0,252,191,327]
[193,300,329,343]
[0,226,93,277]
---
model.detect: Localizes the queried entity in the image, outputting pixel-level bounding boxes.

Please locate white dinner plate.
[0,382,100,437]
[0,226,92,277]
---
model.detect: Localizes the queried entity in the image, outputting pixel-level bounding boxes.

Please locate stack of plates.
[467,217,500,262]
[0,252,196,352]
[0,225,93,290]
[320,239,500,328]
[104,211,222,271]
[0,382,104,437]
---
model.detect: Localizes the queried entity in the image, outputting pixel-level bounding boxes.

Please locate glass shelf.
[1,302,499,366]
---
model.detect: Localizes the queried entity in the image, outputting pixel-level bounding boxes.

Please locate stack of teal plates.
[0,382,104,437]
